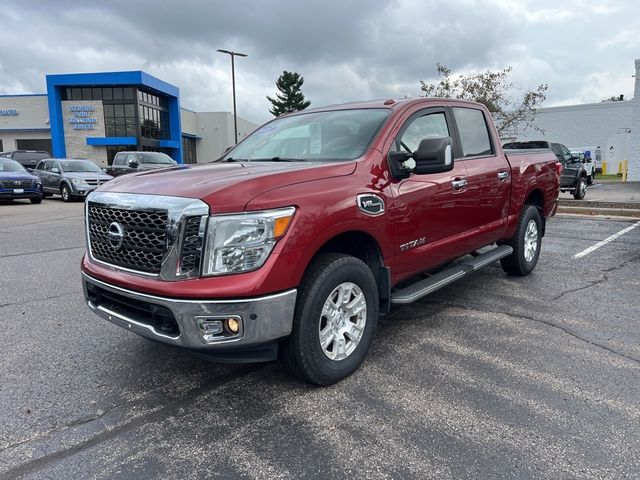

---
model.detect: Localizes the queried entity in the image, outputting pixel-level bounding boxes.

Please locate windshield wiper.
[251,157,305,162]
[225,157,247,162]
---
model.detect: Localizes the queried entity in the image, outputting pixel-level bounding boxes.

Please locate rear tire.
[500,205,542,276]
[587,174,593,185]
[280,253,379,386]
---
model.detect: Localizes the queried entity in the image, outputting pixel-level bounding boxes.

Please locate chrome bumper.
[82,273,297,350]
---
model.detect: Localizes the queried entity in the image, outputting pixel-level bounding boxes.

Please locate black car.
[0,150,51,171]
[105,151,177,177]
[0,158,43,204]
[503,140,589,200]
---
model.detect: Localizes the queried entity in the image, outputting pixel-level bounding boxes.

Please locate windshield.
[0,159,29,173]
[140,153,176,164]
[224,108,391,162]
[60,160,102,173]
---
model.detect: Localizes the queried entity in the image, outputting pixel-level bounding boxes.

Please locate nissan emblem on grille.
[107,222,125,250]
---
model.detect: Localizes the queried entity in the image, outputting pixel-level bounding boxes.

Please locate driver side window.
[394,112,450,169]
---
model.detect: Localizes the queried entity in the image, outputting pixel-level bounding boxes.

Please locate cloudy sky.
[0,0,637,124]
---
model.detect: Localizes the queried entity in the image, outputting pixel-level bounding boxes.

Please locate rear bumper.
[82,272,297,358]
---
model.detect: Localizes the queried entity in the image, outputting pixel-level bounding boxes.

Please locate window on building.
[182,136,197,164]
[104,103,137,137]
[15,139,52,154]
[138,90,169,140]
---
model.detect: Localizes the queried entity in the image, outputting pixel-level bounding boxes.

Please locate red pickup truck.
[81,98,560,385]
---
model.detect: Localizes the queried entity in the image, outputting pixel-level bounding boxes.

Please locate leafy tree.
[420,63,548,137]
[267,71,311,117]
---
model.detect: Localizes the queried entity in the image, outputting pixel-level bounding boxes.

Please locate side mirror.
[413,137,454,175]
[51,167,60,174]
[128,159,139,168]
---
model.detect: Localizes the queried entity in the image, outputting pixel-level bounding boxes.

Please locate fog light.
[226,317,240,334]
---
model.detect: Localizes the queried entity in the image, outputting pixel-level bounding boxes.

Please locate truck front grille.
[88,203,168,274]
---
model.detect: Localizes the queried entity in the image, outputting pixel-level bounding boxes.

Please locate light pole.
[217,49,247,145]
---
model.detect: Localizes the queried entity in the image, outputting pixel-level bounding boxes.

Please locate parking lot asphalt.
[1,199,640,479]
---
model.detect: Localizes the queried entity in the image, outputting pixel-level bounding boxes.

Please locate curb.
[557,205,640,218]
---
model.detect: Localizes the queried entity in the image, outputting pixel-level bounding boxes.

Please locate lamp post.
[217,49,247,145]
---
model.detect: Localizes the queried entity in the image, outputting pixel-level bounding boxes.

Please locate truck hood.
[97,161,356,212]
[0,172,38,182]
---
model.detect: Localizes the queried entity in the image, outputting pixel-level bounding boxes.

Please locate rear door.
[388,107,472,277]
[451,106,511,250]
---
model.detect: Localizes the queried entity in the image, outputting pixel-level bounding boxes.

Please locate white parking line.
[574,220,640,259]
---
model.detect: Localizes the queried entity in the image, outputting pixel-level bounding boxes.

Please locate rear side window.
[453,108,493,157]
[113,154,126,166]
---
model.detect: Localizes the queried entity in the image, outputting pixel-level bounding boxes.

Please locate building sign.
[0,109,19,116]
[68,105,97,130]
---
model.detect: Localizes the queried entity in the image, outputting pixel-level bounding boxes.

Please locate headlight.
[202,207,295,276]
[71,178,88,186]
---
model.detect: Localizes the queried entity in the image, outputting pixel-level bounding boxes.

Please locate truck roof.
[298,97,488,115]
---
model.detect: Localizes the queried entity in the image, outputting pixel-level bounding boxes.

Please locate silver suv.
[33,158,113,202]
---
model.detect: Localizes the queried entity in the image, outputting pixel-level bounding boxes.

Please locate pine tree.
[266,71,311,117]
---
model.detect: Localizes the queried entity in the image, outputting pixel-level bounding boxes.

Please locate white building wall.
[629,59,640,181]
[0,95,50,151]
[516,101,633,153]
[180,108,198,134]
[191,111,258,162]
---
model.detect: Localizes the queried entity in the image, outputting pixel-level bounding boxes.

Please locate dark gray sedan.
[33,159,113,202]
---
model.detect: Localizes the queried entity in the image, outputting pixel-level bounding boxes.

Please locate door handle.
[497,171,509,181]
[451,178,467,190]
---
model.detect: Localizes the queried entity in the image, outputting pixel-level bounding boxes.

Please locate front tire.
[573,177,587,199]
[61,184,72,202]
[500,205,542,276]
[281,253,379,386]
[30,198,42,204]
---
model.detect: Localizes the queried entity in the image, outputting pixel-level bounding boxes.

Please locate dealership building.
[0,71,258,166]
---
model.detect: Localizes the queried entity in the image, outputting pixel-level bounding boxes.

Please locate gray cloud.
[0,0,636,124]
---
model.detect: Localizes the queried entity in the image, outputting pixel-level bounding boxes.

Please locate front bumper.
[0,188,42,200]
[82,272,297,356]
[70,184,99,197]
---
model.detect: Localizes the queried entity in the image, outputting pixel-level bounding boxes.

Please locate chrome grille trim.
[85,192,209,280]
[1,179,35,188]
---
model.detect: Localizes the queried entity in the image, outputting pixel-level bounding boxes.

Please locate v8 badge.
[357,194,385,216]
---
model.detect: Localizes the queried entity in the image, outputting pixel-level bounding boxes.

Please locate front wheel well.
[315,231,390,312]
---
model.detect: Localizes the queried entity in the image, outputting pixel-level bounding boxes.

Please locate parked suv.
[0,158,43,204]
[503,140,589,199]
[33,158,113,202]
[0,150,50,171]
[105,151,177,177]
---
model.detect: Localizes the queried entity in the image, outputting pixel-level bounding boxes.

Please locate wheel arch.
[311,230,390,313]
[523,188,546,236]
